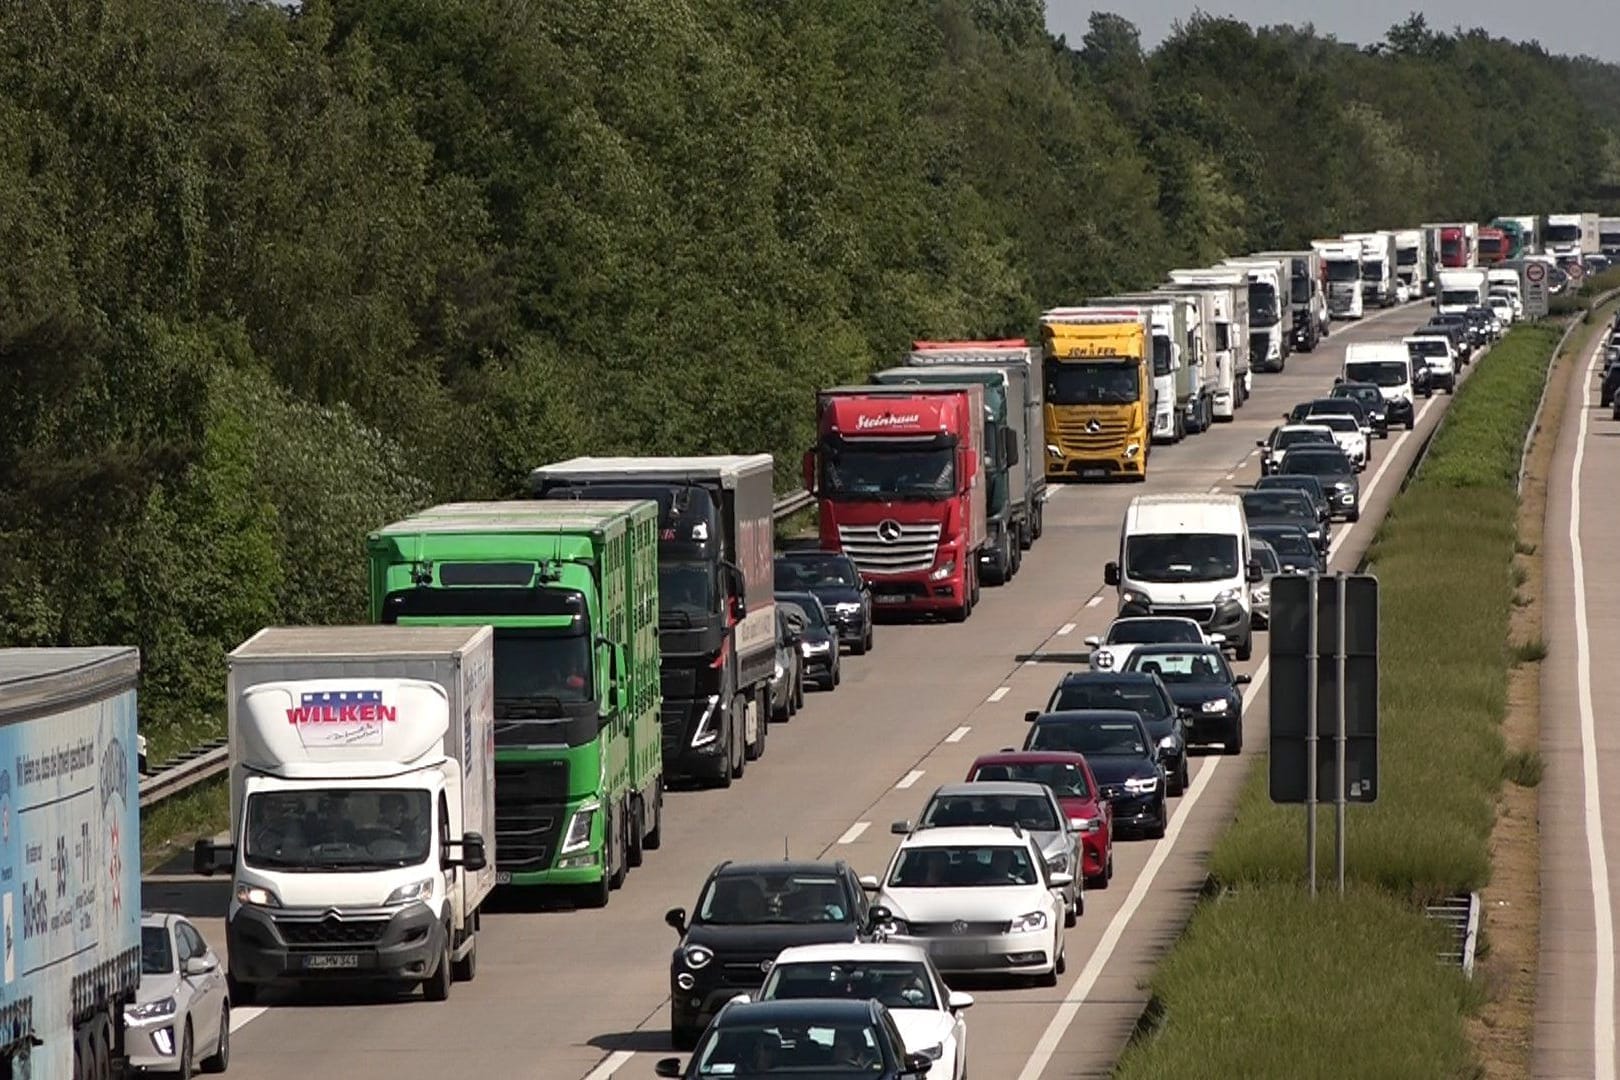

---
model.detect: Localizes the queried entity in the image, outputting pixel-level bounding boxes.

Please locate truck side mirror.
[192,839,233,877]
[1002,427,1019,466]
[1246,559,1263,584]
[801,449,817,495]
[444,832,487,872]
[1104,562,1120,587]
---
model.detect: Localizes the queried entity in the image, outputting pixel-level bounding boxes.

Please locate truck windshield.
[1397,249,1418,266]
[1152,336,1172,377]
[1326,262,1358,283]
[1359,262,1383,282]
[494,629,593,705]
[1344,362,1408,387]
[821,445,955,499]
[661,561,714,617]
[1545,225,1580,243]
[1046,362,1139,405]
[1248,285,1279,324]
[244,788,433,871]
[1440,289,1478,307]
[1125,533,1239,582]
[1290,274,1310,304]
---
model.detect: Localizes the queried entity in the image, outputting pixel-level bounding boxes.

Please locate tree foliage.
[1,0,1617,749]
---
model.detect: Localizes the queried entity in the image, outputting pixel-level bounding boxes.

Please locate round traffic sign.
[1526,262,1546,283]
[1568,262,1586,281]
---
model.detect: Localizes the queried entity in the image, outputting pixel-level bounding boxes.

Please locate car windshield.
[141,925,174,975]
[1407,339,1449,357]
[777,556,859,590]
[1275,428,1332,451]
[244,788,433,871]
[921,792,1059,831]
[779,595,827,630]
[1254,544,1281,573]
[1126,650,1229,685]
[762,961,937,1011]
[1125,533,1239,582]
[1106,619,1202,645]
[1344,362,1408,387]
[1331,386,1380,406]
[1315,416,1358,433]
[696,872,851,925]
[1242,492,1312,520]
[693,1021,887,1076]
[820,444,955,500]
[1280,451,1349,477]
[1051,681,1170,720]
[889,844,1039,887]
[970,760,1091,798]
[1045,361,1140,405]
[1255,528,1314,556]
[1028,718,1147,757]
[1257,478,1322,500]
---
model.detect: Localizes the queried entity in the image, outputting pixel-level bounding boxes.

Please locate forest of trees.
[2,0,1617,749]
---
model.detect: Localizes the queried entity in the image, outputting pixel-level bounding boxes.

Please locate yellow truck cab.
[1039,307,1154,481]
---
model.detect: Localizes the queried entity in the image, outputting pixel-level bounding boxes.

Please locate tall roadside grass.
[1111,321,1565,1077]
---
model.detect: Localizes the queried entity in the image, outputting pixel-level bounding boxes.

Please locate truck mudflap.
[228,903,446,986]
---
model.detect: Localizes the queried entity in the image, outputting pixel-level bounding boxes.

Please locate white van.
[1103,494,1261,661]
[1341,342,1429,431]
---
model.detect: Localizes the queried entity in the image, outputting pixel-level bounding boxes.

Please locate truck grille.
[494,794,565,873]
[277,916,389,947]
[661,667,697,700]
[836,522,941,575]
[1053,413,1132,454]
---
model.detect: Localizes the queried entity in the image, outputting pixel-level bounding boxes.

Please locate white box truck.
[1166,269,1251,415]
[1221,256,1290,372]
[1393,230,1428,297]
[1436,268,1490,316]
[1313,239,1364,319]
[1135,289,1220,434]
[195,625,496,1004]
[0,648,142,1078]
[1342,232,1399,308]
[1601,217,1620,258]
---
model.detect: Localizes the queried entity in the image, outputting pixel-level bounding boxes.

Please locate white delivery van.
[1103,494,1261,661]
[1342,342,1428,431]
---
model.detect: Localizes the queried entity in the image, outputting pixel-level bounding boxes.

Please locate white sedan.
[864,825,1071,986]
[752,942,972,1080]
[1085,615,1222,673]
[1309,413,1368,471]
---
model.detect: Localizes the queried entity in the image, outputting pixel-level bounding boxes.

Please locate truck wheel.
[1009,537,1023,577]
[730,696,747,778]
[423,936,453,1000]
[1032,502,1044,540]
[1236,632,1253,662]
[609,801,629,889]
[644,780,664,851]
[200,1003,230,1072]
[745,688,767,761]
[452,934,478,983]
[627,796,646,867]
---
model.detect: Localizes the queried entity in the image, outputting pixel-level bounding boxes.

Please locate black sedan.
[776,591,841,690]
[1329,381,1390,438]
[1241,489,1327,555]
[1022,709,1168,839]
[1276,446,1360,522]
[664,860,874,1048]
[775,551,874,655]
[657,998,933,1078]
[1122,644,1249,755]
[1253,475,1331,526]
[1035,671,1188,795]
[1250,523,1324,574]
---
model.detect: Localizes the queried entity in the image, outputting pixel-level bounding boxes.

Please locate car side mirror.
[665,907,688,935]
[1083,635,1101,647]
[890,820,913,835]
[1235,673,1252,685]
[655,1059,685,1078]
[947,990,975,1012]
[1104,562,1120,587]
[1049,871,1075,889]
[1025,710,1040,724]
[192,839,233,877]
[446,831,487,872]
[183,955,217,977]
[868,904,892,926]
[859,875,881,892]
[1255,439,1266,448]
[904,1052,935,1076]
[801,449,817,495]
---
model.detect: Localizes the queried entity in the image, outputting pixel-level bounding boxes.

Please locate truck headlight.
[1253,587,1269,604]
[1124,443,1141,459]
[1120,590,1150,608]
[1213,588,1239,604]
[1011,910,1049,933]
[560,802,599,855]
[929,560,956,582]
[384,878,435,906]
[690,695,721,748]
[235,883,281,908]
[1202,699,1230,713]
[1047,443,1062,458]
[125,997,177,1023]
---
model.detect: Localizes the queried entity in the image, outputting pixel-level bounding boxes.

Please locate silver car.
[126,912,231,1075]
[893,781,1084,927]
[1250,540,1280,629]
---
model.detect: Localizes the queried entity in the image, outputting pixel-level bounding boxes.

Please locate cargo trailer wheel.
[730,696,747,778]
[93,1021,113,1080]
[746,687,767,760]
[423,936,454,1000]
[644,780,664,850]
[201,1003,230,1072]
[1031,502,1044,540]
[628,796,646,867]
[609,802,629,890]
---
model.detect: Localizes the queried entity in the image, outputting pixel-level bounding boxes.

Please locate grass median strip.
[1111,321,1565,1078]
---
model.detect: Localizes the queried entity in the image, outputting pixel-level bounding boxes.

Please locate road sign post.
[1523,261,1549,320]
[1269,572,1379,896]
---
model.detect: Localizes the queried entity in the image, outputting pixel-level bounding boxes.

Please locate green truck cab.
[367,500,662,906]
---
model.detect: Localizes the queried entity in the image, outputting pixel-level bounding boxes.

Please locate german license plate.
[1081,468,1107,479]
[495,871,512,885]
[930,939,985,956]
[874,594,907,604]
[303,954,360,970]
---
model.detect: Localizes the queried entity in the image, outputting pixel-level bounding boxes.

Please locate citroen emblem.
[877,519,903,543]
[950,920,969,936]
[1086,419,1102,434]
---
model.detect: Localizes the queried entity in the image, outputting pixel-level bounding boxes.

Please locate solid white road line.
[1085,596,1103,609]
[946,726,971,743]
[230,1005,268,1033]
[896,770,925,790]
[1571,334,1617,1080]
[987,686,1010,703]
[837,821,870,845]
[1057,622,1076,636]
[1016,657,1270,1080]
[1326,394,1440,560]
[581,1051,636,1080]
[1224,472,1235,480]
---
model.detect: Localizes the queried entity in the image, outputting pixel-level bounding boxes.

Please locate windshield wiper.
[659,611,693,629]
[495,695,565,720]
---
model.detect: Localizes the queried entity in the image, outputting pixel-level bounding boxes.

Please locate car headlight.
[1158,734,1181,751]
[1010,910,1049,933]
[1124,776,1159,795]
[1092,650,1115,670]
[682,944,714,969]
[1044,851,1070,874]
[803,640,831,653]
[560,802,599,855]
[235,883,281,908]
[1213,588,1239,604]
[929,560,956,582]
[1201,699,1229,713]
[384,877,435,906]
[125,996,177,1023]
[834,602,861,615]
[1333,480,1352,492]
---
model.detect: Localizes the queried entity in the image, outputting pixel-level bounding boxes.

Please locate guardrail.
[139,487,822,809]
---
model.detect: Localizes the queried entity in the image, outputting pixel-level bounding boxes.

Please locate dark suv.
[775,551,874,655]
[666,860,874,1048]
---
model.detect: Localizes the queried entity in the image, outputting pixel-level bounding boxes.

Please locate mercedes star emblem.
[950,920,969,936]
[1086,419,1102,434]
[877,519,903,543]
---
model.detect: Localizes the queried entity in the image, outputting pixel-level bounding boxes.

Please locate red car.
[964,751,1114,888]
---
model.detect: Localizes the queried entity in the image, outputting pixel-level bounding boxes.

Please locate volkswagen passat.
[865,826,1071,986]
[965,752,1113,888]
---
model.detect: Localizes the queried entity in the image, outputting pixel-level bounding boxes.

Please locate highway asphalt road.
[142,300,1446,1080]
[1537,319,1618,1080]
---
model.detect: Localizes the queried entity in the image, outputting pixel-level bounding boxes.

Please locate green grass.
[1510,637,1549,664]
[1114,886,1480,1080]
[1503,749,1544,788]
[141,776,228,871]
[1112,317,1568,1078]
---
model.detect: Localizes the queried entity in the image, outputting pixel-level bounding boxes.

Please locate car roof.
[714,860,848,878]
[140,912,179,929]
[896,824,1031,849]
[1109,615,1200,626]
[1243,488,1310,501]
[931,780,1054,799]
[1256,474,1322,486]
[778,550,851,562]
[1035,708,1145,725]
[1129,642,1222,656]
[1059,670,1157,686]
[775,590,826,611]
[1280,445,1347,459]
[1252,522,1310,534]
[718,998,881,1026]
[971,750,1092,769]
[771,942,933,966]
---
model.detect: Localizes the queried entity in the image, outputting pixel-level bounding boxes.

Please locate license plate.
[1081,468,1107,479]
[874,594,907,604]
[930,939,985,956]
[303,954,361,970]
[495,871,512,885]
